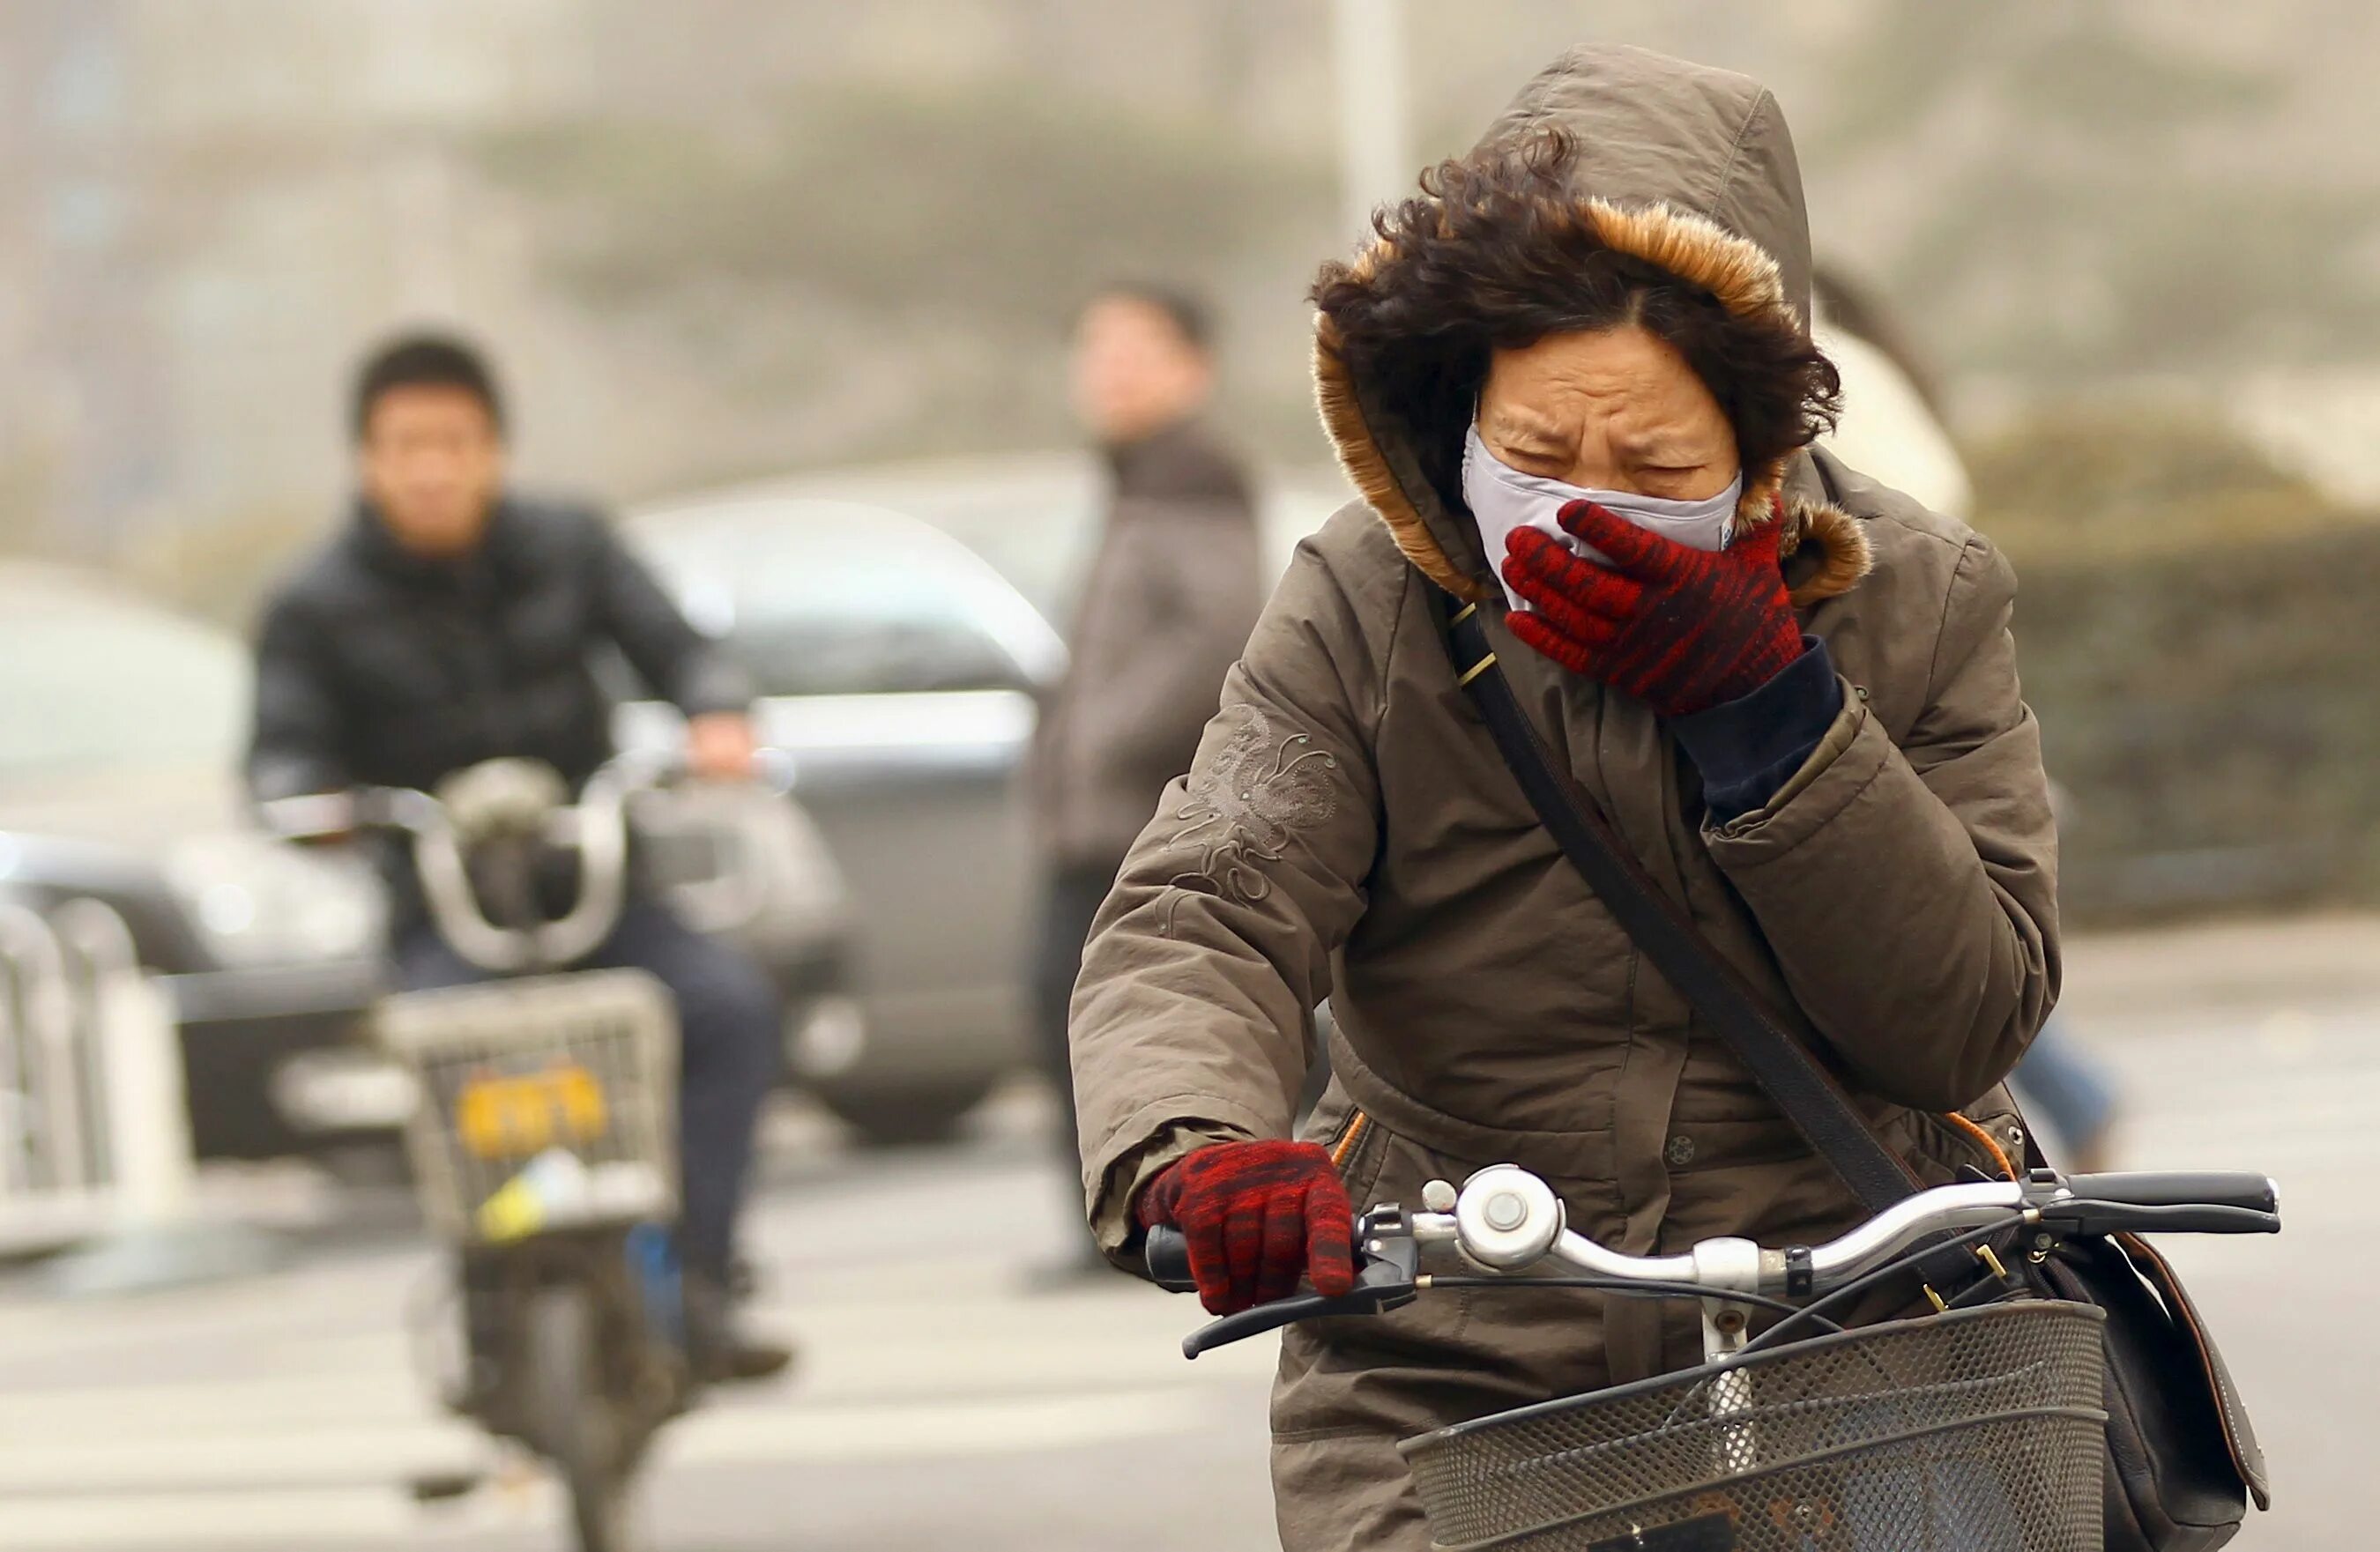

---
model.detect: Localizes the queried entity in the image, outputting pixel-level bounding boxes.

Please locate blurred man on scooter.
[245,331,790,1382]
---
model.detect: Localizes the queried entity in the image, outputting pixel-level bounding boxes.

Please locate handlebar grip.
[1142,1229,1377,1355]
[2066,1171,2277,1218]
[1143,1227,1196,1294]
[2044,1170,2282,1238]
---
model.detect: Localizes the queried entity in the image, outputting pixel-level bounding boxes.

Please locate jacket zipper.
[1329,1109,1372,1173]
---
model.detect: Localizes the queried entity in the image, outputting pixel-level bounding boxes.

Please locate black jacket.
[246,495,749,804]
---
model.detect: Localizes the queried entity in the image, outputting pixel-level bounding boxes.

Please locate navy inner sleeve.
[1667,636,1846,823]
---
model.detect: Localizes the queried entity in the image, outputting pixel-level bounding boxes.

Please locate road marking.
[0,1281,1261,1440]
[6,1484,490,1551]
[0,1387,1220,1548]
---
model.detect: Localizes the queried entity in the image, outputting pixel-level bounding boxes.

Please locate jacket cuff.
[1702,690,1890,858]
[1082,1094,1269,1263]
[1090,1122,1251,1267]
[1669,637,1845,822]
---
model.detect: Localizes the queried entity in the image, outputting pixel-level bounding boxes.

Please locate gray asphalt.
[2,917,2372,1551]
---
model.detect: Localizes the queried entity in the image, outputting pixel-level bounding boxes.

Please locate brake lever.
[1179,1207,1422,1360]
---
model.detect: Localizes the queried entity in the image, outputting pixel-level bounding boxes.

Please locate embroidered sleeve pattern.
[1159,706,1340,932]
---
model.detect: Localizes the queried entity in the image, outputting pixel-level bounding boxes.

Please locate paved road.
[3,917,2374,1550]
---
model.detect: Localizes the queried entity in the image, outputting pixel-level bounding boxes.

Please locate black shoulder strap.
[1438,593,1923,1214]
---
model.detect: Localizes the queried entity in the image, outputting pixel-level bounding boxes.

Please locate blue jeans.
[2008,1017,2119,1157]
[393,898,781,1277]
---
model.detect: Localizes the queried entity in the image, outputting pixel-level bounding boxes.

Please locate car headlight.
[164,833,386,969]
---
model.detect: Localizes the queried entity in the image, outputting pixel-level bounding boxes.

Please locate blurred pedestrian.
[2008,786,2122,1170]
[1809,279,2126,1173]
[2010,1016,2121,1171]
[1026,285,1265,1279]
[1068,46,2056,1548]
[245,331,790,1381]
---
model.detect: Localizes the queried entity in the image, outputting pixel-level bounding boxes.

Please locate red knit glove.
[1135,1140,1356,1316]
[1501,501,1804,717]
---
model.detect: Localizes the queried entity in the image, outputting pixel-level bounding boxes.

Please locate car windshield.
[627,500,1063,700]
[0,577,249,777]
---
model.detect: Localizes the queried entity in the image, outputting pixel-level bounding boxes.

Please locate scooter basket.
[376,969,680,1244]
[1399,1301,2108,1552]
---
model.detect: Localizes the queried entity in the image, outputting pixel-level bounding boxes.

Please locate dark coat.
[245,494,749,804]
[1026,420,1266,868]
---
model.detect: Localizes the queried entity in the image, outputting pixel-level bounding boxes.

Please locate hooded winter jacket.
[1067,44,2058,1552]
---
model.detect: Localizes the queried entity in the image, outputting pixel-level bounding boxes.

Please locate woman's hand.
[1135,1140,1357,1316]
[1502,501,1804,718]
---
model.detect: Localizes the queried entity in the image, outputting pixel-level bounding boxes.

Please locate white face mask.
[1461,423,1744,612]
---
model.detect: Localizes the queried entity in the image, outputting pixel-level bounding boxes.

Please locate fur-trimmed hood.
[1314,43,1872,606]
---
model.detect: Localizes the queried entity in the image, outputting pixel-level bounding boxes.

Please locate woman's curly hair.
[1311,129,1841,514]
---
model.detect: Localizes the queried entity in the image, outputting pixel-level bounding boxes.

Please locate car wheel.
[815,1080,998,1147]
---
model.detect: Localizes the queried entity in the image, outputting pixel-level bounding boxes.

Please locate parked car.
[0,562,390,1158]
[0,561,852,1162]
[621,453,1346,1144]
[618,497,1061,1143]
[733,450,1348,624]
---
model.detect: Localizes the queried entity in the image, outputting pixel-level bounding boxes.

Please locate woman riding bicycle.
[1067,43,2057,1552]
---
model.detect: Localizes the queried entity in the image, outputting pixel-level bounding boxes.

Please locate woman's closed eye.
[1631,464,1711,494]
[1498,444,1569,474]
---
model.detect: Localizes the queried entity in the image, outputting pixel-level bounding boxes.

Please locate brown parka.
[1067,44,2058,1552]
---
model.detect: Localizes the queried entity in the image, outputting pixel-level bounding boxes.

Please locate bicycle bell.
[1454,1163,1565,1270]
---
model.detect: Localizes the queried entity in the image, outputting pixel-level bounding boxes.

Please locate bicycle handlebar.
[1144,1163,2279,1358]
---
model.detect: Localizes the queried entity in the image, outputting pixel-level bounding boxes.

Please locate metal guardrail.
[0,902,101,1237]
[0,898,207,1272]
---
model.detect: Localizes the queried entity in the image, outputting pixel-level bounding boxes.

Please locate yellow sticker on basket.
[476,1173,547,1241]
[454,1063,610,1159]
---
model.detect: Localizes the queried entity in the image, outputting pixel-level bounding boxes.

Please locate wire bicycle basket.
[376,969,680,1244]
[1400,1301,2109,1552]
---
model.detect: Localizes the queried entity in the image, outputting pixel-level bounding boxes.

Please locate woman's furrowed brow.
[1482,410,1568,449]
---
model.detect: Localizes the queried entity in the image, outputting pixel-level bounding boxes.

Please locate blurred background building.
[1,4,2371,536]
